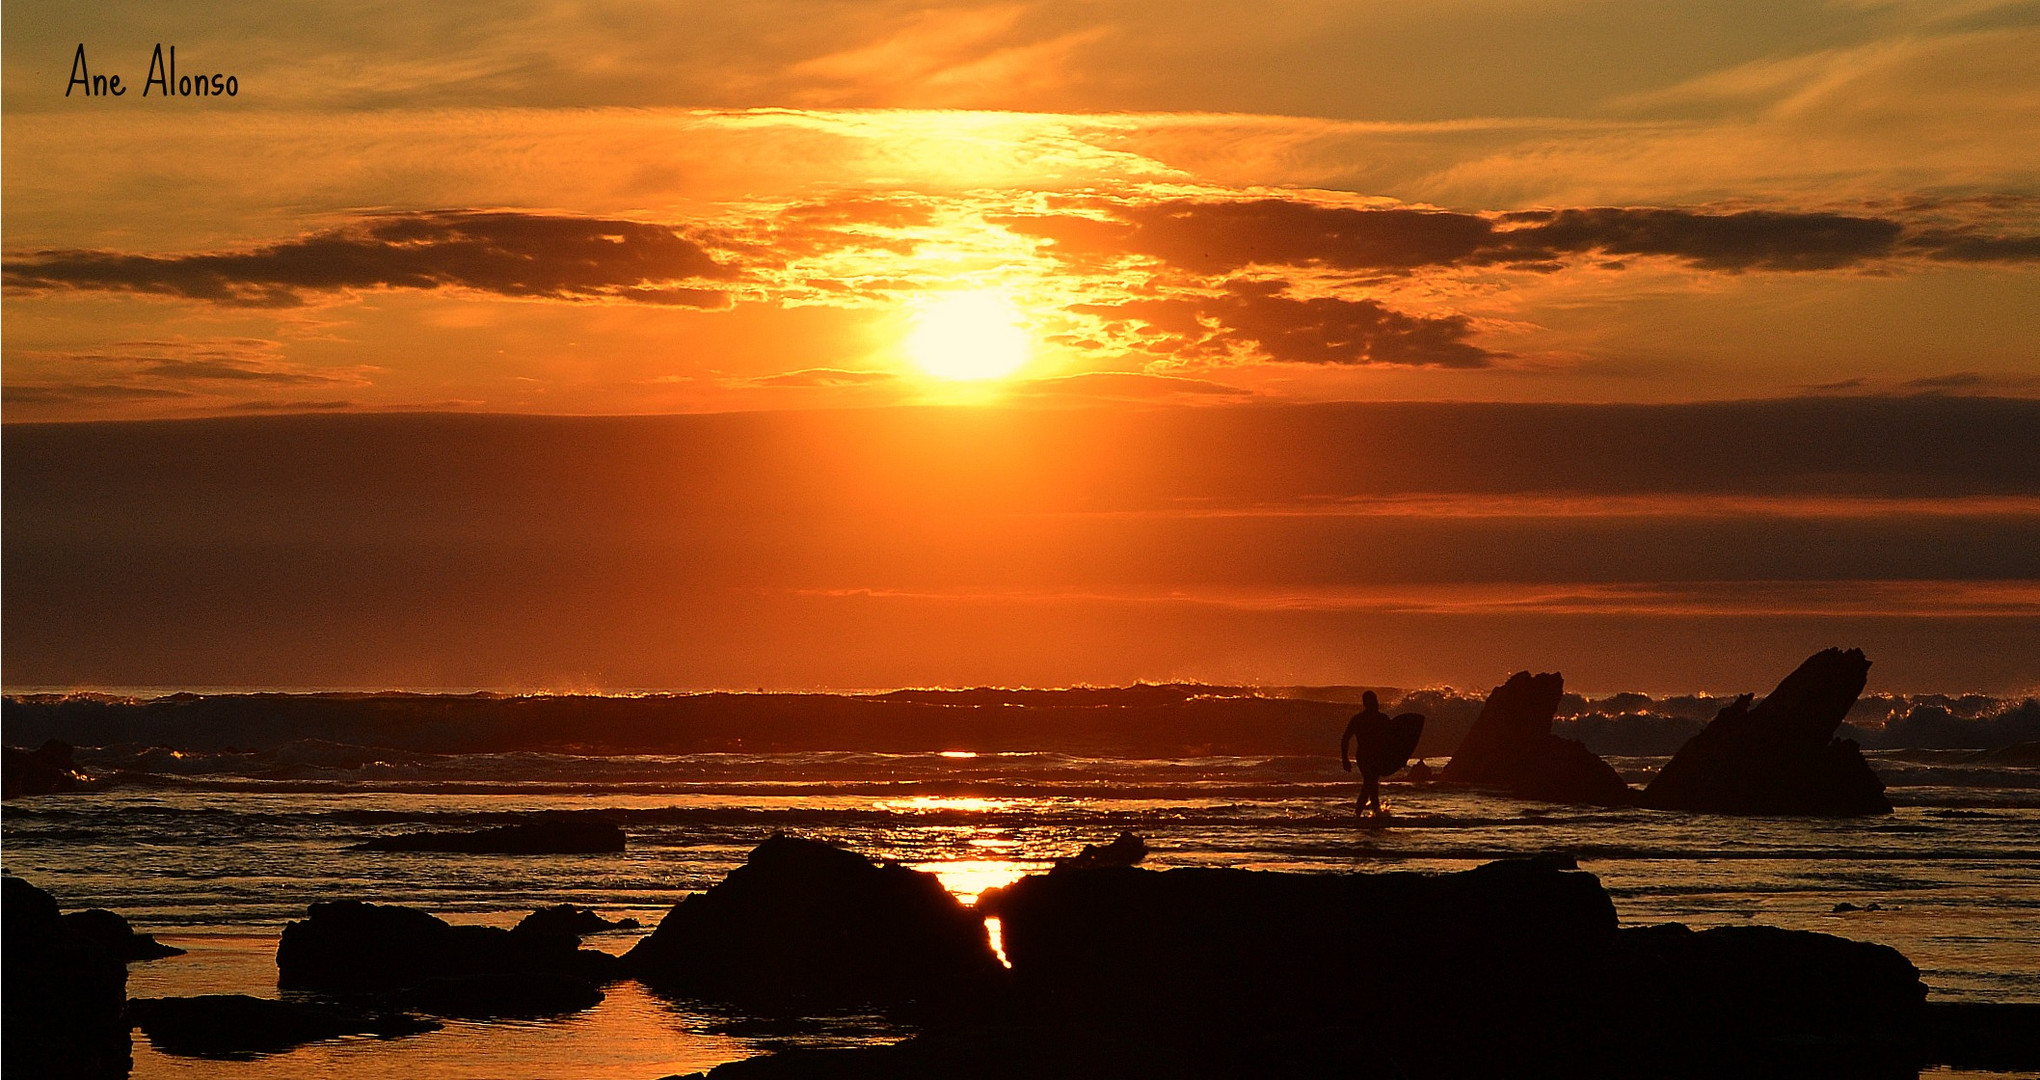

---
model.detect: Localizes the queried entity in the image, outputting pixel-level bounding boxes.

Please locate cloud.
[1075,279,1495,368]
[4,211,740,308]
[1906,371,1991,389]
[19,337,360,384]
[1011,371,1256,401]
[1498,207,1903,271]
[1007,197,1959,276]
[2,384,197,405]
[744,368,902,388]
[223,400,359,412]
[1902,228,2040,263]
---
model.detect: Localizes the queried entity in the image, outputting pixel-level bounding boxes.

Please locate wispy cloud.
[789,579,2040,618]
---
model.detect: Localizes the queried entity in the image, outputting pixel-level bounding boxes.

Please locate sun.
[904,289,1033,381]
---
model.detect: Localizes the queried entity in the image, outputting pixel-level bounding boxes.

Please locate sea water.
[4,749,2036,1078]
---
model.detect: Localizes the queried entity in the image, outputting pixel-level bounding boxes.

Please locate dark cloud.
[1006,198,2038,276]
[1497,207,1902,271]
[1902,229,2040,263]
[1075,279,1495,368]
[3,211,739,308]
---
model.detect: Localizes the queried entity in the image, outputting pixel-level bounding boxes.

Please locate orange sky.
[4,2,2037,692]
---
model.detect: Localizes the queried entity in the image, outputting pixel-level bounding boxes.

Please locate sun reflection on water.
[911,859,1037,906]
[873,795,1014,813]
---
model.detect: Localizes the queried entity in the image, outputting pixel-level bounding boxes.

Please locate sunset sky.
[5,1,2037,693]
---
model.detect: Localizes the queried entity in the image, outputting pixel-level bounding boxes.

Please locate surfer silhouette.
[1341,691,1426,821]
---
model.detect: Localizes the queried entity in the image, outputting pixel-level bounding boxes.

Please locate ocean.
[4,740,2037,1079]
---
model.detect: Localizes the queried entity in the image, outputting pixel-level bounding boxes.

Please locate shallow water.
[5,748,2037,1077]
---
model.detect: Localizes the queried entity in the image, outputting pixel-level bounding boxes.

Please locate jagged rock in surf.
[621,833,1005,1011]
[277,899,620,1000]
[1,875,132,1079]
[130,995,437,1057]
[1439,672,1635,806]
[1642,649,1890,815]
[1052,831,1149,872]
[3,739,95,798]
[61,907,186,961]
[514,903,639,939]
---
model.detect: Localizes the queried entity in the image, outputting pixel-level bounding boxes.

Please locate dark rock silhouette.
[348,817,625,853]
[1642,648,1890,815]
[621,833,1005,1011]
[3,738,95,798]
[1917,1002,2040,1072]
[62,907,186,961]
[276,899,620,1000]
[2,875,131,1079]
[514,902,640,938]
[1439,672,1635,806]
[129,995,437,1057]
[659,847,1953,1078]
[1601,922,1925,1073]
[980,855,1618,1049]
[1051,831,1147,872]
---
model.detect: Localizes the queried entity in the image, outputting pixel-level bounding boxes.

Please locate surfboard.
[1355,712,1426,777]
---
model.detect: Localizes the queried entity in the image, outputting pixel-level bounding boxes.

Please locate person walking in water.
[1342,691,1389,818]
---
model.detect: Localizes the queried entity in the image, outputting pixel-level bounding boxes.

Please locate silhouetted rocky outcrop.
[1439,672,1635,806]
[1642,649,1890,815]
[3,739,95,798]
[276,899,620,1011]
[130,995,437,1057]
[621,834,1005,1011]
[1601,922,1925,1074]
[62,907,186,961]
[691,853,1940,1079]
[1917,1002,2040,1072]
[348,817,625,853]
[1,876,131,1079]
[1051,831,1147,872]
[515,902,639,939]
[981,855,1616,1054]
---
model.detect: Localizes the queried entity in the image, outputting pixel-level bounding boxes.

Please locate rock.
[1439,672,1636,806]
[62,908,186,961]
[405,973,604,1019]
[129,995,438,1057]
[620,834,1006,1011]
[1641,649,1891,815]
[678,855,1951,1079]
[348,817,625,853]
[979,855,1619,1057]
[3,739,94,798]
[1051,832,1147,873]
[276,899,621,996]
[1600,922,1925,1074]
[1917,1002,2040,1071]
[514,903,639,938]
[1,875,131,1079]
